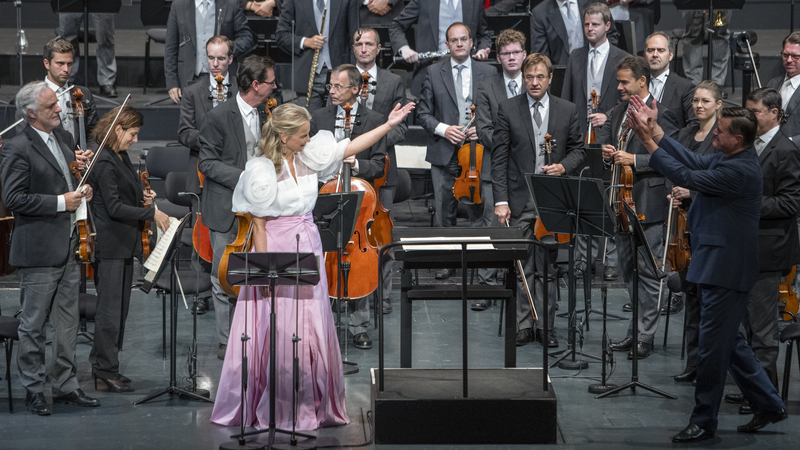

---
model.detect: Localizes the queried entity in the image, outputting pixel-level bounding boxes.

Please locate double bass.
[453,104,483,204]
[320,103,380,299]
[533,134,569,244]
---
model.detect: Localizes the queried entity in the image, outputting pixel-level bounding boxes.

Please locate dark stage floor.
[0,194,797,450]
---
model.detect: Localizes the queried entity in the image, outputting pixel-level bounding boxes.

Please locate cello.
[586,90,599,144]
[533,134,570,244]
[453,104,483,204]
[319,102,380,299]
[140,171,152,259]
[218,213,254,298]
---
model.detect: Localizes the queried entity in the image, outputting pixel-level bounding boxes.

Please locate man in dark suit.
[492,53,585,347]
[165,0,254,104]
[474,28,526,313]
[530,0,619,66]
[275,0,359,111]
[417,23,497,279]
[720,88,800,413]
[389,0,491,96]
[645,31,696,129]
[352,26,407,314]
[2,81,99,415]
[310,64,387,349]
[768,32,800,143]
[628,103,787,443]
[602,56,678,360]
[199,55,276,359]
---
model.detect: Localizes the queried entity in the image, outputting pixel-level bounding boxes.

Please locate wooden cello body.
[367,154,394,248]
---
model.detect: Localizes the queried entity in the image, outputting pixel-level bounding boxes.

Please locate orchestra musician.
[2,81,98,415]
[601,55,678,360]
[627,101,787,443]
[644,32,697,129]
[309,63,387,349]
[198,55,276,360]
[768,31,800,143]
[416,22,497,280]
[211,101,414,430]
[492,53,584,348]
[474,29,528,312]
[87,106,172,393]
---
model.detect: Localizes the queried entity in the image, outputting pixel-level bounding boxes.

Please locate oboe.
[306,8,327,107]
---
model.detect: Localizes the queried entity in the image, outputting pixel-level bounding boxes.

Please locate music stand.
[313,192,362,375]
[135,214,213,405]
[674,0,745,81]
[221,251,320,450]
[596,203,675,400]
[526,174,614,370]
[51,0,122,95]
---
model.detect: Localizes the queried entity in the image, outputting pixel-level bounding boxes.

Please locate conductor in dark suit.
[768,31,800,143]
[164,0,254,104]
[602,55,678,360]
[417,23,497,276]
[2,81,98,415]
[530,0,619,66]
[275,0,359,111]
[199,55,276,359]
[628,102,787,443]
[389,0,492,96]
[492,53,585,347]
[645,32,696,129]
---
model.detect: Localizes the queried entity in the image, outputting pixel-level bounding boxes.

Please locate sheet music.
[75,197,87,221]
[400,236,494,251]
[144,216,182,273]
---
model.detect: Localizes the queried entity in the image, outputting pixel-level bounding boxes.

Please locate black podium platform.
[371,368,557,445]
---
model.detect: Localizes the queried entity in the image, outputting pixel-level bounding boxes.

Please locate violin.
[665,206,690,272]
[265,97,277,119]
[367,153,394,248]
[69,88,95,265]
[218,213,254,298]
[140,171,152,259]
[212,72,226,102]
[586,89,599,144]
[780,267,799,319]
[320,102,380,299]
[193,163,214,263]
[608,123,638,232]
[359,71,376,109]
[533,134,570,244]
[453,104,483,204]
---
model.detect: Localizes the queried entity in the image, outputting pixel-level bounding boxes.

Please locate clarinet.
[393,50,450,64]
[306,8,327,107]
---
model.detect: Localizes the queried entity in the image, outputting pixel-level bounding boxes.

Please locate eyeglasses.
[782,52,800,60]
[259,79,277,87]
[524,75,549,83]
[326,84,355,92]
[498,50,524,58]
[206,55,229,62]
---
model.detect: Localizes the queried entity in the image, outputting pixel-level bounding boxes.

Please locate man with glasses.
[199,55,276,359]
[768,31,800,142]
[491,53,584,347]
[310,63,387,350]
[417,22,496,279]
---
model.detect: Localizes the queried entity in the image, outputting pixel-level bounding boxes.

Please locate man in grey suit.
[165,0,254,104]
[275,0,359,111]
[2,82,99,415]
[199,55,276,359]
[531,0,619,66]
[474,28,526,313]
[353,26,407,314]
[768,32,800,143]
[492,53,585,347]
[390,0,491,97]
[602,55,679,360]
[417,23,497,279]
[645,32,696,129]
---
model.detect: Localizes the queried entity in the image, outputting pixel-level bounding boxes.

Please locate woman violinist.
[211,101,414,430]
[87,106,171,392]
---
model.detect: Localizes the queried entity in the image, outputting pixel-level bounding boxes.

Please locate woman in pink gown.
[211,102,414,430]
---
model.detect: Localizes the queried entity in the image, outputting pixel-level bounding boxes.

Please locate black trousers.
[89,258,133,379]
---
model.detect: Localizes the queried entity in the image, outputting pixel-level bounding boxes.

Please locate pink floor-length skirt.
[211,213,349,430]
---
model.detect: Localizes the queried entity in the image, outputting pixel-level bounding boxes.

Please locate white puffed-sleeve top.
[231,131,349,217]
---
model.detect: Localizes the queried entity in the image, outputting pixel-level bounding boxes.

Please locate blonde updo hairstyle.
[257,103,312,173]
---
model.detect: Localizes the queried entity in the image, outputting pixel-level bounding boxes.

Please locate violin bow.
[77,94,132,189]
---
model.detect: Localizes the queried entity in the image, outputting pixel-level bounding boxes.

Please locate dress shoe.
[516,328,534,346]
[725,393,745,404]
[382,301,392,314]
[627,342,652,360]
[739,400,752,415]
[353,332,373,349]
[603,266,618,281]
[692,379,697,387]
[622,303,632,312]
[471,299,489,311]
[435,268,454,279]
[94,373,134,393]
[53,389,100,407]
[545,330,559,348]
[674,367,697,382]
[737,409,788,433]
[660,294,684,315]
[25,391,51,416]
[609,337,633,351]
[192,297,208,315]
[217,343,227,361]
[99,84,118,98]
[672,424,714,443]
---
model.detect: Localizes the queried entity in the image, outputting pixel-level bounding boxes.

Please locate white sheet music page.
[400,236,494,251]
[144,216,182,273]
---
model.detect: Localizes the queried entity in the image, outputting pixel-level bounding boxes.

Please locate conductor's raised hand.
[387,102,415,127]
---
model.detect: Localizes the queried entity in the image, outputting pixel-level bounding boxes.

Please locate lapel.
[517,95,537,155]
[546,0,569,51]
[428,1,440,49]
[600,46,618,102]
[760,129,782,164]
[700,123,718,155]
[324,105,338,133]
[576,48,588,103]
[441,61,458,109]
[661,72,677,109]
[547,97,558,135]
[493,74,509,105]
[184,0,197,52]
[373,68,387,111]
[787,85,800,117]
[216,0,225,34]
[26,126,69,178]
[352,106,367,138]
[328,0,339,38]
[462,0,473,36]
[228,99,246,152]
[302,0,318,34]
[471,62,486,100]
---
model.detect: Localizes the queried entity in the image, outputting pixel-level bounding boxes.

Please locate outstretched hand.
[627,95,663,154]
[387,102,415,128]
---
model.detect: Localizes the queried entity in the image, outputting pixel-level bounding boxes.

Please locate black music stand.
[313,192,362,375]
[674,0,744,81]
[597,203,675,400]
[526,174,614,370]
[135,214,213,406]
[51,0,122,95]
[221,251,320,450]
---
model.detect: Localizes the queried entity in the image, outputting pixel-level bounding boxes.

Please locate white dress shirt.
[435,57,473,137]
[781,73,800,110]
[650,69,670,103]
[755,124,780,156]
[588,39,610,77]
[236,92,260,159]
[45,76,73,135]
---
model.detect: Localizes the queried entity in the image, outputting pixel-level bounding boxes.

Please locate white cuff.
[352,159,360,175]
[495,201,509,207]
[299,37,306,51]
[435,123,449,138]
[57,195,66,212]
